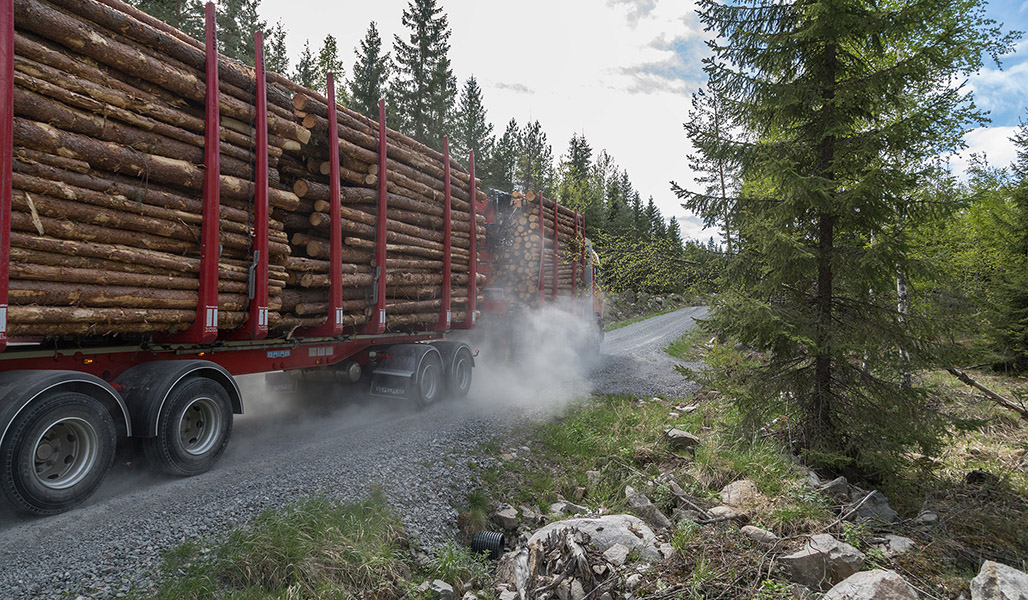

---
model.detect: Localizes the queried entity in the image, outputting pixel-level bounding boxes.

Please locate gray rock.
[570,579,587,600]
[673,508,700,522]
[626,573,642,590]
[520,505,542,525]
[912,511,938,525]
[824,570,918,599]
[498,591,518,600]
[720,480,761,508]
[876,535,916,558]
[603,543,631,567]
[586,470,602,486]
[780,534,866,590]
[462,593,480,600]
[491,505,520,530]
[659,543,675,559]
[820,477,852,503]
[419,580,455,600]
[665,428,701,451]
[740,525,778,544]
[708,506,740,519]
[528,515,661,561]
[847,491,899,525]
[971,560,1028,600]
[550,500,589,516]
[654,297,665,307]
[625,486,672,530]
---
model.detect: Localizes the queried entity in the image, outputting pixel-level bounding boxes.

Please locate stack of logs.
[6,0,484,338]
[491,191,582,306]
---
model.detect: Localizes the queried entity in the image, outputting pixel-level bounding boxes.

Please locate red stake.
[551,198,558,300]
[229,30,269,340]
[298,72,344,337]
[433,137,452,331]
[456,152,478,329]
[572,210,579,297]
[361,99,388,334]
[536,192,546,305]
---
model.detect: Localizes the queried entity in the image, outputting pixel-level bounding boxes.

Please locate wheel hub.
[32,417,99,490]
[177,397,223,456]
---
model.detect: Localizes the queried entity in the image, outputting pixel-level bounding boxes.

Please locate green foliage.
[314,35,346,98]
[293,40,317,89]
[130,0,204,39]
[426,543,491,591]
[689,0,1019,476]
[597,234,716,296]
[452,76,494,174]
[389,0,455,150]
[515,120,554,195]
[348,22,390,119]
[486,119,521,192]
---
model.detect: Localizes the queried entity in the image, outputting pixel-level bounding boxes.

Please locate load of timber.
[7,0,484,338]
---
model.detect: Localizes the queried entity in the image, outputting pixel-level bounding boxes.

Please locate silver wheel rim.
[454,356,471,392]
[32,417,99,490]
[177,397,223,456]
[421,363,439,401]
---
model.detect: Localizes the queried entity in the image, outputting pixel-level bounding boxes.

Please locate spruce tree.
[315,35,346,97]
[557,133,603,233]
[666,217,684,252]
[515,120,554,195]
[487,119,520,191]
[293,41,317,89]
[348,22,390,119]
[264,21,289,74]
[452,77,494,168]
[130,0,204,39]
[993,120,1028,368]
[389,0,455,150]
[644,196,664,238]
[692,0,1016,473]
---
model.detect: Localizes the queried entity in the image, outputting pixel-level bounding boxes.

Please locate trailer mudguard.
[115,361,242,437]
[0,371,131,450]
[370,344,442,399]
[430,341,475,371]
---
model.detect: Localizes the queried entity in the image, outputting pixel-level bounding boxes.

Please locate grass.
[604,306,680,331]
[665,326,711,362]
[141,488,413,600]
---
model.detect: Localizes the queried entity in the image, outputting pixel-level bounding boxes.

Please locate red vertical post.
[231,30,269,340]
[0,0,12,350]
[456,152,477,329]
[298,73,344,337]
[536,192,546,305]
[580,214,587,290]
[433,137,452,331]
[551,199,558,300]
[166,2,219,343]
[571,210,579,296]
[361,99,388,334]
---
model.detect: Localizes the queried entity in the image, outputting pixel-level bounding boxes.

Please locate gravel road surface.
[0,306,704,599]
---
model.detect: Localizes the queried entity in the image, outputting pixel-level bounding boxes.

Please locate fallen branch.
[947,368,1028,422]
[820,489,877,532]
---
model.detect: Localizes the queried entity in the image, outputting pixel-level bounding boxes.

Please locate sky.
[260,0,1028,243]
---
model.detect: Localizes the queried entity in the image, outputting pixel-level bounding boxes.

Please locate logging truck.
[0,0,602,514]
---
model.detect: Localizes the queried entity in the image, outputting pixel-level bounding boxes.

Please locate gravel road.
[0,306,704,599]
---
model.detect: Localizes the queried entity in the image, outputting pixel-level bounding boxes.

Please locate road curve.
[0,307,704,599]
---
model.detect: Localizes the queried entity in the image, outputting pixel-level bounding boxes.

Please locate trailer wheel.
[0,391,117,515]
[447,346,474,399]
[414,352,444,407]
[144,378,232,476]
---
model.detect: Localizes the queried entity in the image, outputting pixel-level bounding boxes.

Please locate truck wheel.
[144,378,232,476]
[414,352,444,407]
[0,391,117,515]
[447,346,474,399]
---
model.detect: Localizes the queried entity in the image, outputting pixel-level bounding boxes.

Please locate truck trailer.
[0,0,601,515]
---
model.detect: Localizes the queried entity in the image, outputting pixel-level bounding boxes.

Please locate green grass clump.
[144,488,410,600]
[665,327,710,362]
[605,307,680,331]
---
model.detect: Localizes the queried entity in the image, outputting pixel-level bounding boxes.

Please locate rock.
[912,511,938,525]
[462,593,479,600]
[491,505,520,530]
[626,574,642,590]
[418,580,455,600]
[708,506,740,519]
[603,543,631,566]
[528,515,662,561]
[570,579,587,600]
[498,591,517,600]
[586,470,602,486]
[819,477,852,503]
[665,428,701,451]
[720,480,761,508]
[621,290,637,304]
[847,491,899,525]
[970,560,1028,600]
[673,508,700,522]
[520,505,542,525]
[876,535,916,558]
[780,534,866,590]
[654,296,665,307]
[740,525,778,544]
[574,487,586,501]
[550,500,588,516]
[625,486,672,530]
[824,570,918,599]
[659,543,675,559]
[493,546,530,592]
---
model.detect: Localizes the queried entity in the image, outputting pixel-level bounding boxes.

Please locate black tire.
[0,391,117,515]
[144,378,232,476]
[414,352,444,408]
[446,346,474,399]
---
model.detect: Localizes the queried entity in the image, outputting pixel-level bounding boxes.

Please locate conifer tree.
[487,119,521,192]
[130,0,204,39]
[315,35,346,97]
[453,77,494,172]
[644,196,664,238]
[516,120,554,195]
[348,22,390,119]
[691,0,1016,473]
[666,217,684,252]
[993,120,1028,368]
[557,133,603,233]
[263,21,289,74]
[293,41,317,89]
[389,0,455,149]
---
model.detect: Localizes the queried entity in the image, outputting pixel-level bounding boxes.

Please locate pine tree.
[993,119,1028,368]
[666,217,684,253]
[129,0,204,39]
[348,22,390,119]
[557,133,602,233]
[389,0,455,150]
[264,21,289,74]
[453,77,494,170]
[515,120,553,195]
[487,119,520,191]
[692,0,1016,473]
[293,41,317,89]
[315,35,346,97]
[216,0,261,64]
[644,196,664,238]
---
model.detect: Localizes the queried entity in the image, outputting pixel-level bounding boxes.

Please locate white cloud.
[948,126,1021,175]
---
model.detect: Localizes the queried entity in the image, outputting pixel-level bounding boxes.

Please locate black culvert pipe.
[470,530,505,559]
